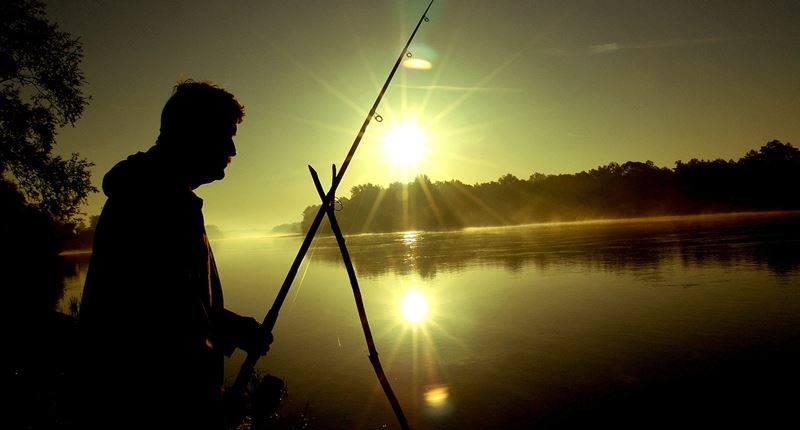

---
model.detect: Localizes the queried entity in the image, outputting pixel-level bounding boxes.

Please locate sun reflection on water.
[401,289,429,324]
[401,231,418,245]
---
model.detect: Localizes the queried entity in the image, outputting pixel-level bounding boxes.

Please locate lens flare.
[424,385,450,408]
[402,58,433,70]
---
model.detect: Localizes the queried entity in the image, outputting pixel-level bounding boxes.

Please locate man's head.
[157,80,245,187]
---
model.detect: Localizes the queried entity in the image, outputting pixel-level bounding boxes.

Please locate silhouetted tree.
[2,4,94,424]
[675,158,739,210]
[300,141,799,234]
[738,140,800,208]
[1,0,95,223]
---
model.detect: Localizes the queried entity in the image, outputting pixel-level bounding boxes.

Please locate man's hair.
[158,80,245,145]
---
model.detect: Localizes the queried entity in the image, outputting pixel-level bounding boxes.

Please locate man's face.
[189,120,237,187]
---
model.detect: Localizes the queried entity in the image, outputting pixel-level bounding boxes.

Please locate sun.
[383,120,427,167]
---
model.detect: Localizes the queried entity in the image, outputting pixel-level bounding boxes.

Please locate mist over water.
[61,212,800,429]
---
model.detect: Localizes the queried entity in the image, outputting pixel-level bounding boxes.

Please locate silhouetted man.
[78,81,270,429]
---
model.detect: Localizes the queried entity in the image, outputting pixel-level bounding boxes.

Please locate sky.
[45,0,800,232]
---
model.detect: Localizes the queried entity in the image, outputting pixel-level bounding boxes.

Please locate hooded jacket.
[78,146,256,428]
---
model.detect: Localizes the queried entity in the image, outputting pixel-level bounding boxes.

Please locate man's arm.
[210,310,272,357]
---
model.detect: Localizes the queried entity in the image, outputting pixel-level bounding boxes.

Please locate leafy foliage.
[302,141,800,234]
[0,0,95,222]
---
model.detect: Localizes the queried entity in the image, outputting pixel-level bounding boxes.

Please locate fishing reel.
[225,373,286,430]
[251,374,286,429]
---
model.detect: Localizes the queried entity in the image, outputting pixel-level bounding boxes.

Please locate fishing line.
[287,233,320,313]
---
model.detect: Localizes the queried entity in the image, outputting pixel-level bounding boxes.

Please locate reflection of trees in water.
[311,213,800,279]
[58,253,91,313]
[675,215,800,277]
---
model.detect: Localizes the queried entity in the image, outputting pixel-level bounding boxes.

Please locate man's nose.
[226,138,236,157]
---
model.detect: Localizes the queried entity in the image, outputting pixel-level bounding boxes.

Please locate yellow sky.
[46,0,800,231]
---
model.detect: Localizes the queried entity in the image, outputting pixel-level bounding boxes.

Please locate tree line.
[301,140,800,234]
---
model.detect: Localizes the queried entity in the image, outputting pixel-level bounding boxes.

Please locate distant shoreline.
[59,209,800,254]
[300,141,800,235]
[462,209,800,232]
[257,209,800,239]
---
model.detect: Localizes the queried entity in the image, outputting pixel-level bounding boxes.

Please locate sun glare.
[401,289,429,323]
[383,120,427,167]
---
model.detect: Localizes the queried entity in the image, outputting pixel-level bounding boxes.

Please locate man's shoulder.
[103,150,201,209]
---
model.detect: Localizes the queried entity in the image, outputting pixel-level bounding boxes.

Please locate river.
[60,211,800,429]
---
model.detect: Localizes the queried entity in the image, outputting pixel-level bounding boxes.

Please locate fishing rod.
[228,0,435,427]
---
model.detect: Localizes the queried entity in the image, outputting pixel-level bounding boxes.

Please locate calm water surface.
[61,212,800,429]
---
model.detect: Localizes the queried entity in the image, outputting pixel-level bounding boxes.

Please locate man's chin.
[193,170,226,187]
[210,170,225,182]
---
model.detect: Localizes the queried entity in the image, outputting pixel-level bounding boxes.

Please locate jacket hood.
[102,146,193,201]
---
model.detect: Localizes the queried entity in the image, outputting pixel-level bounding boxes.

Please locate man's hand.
[242,322,273,356]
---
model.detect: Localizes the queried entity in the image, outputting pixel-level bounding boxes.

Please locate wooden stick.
[309,165,410,430]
